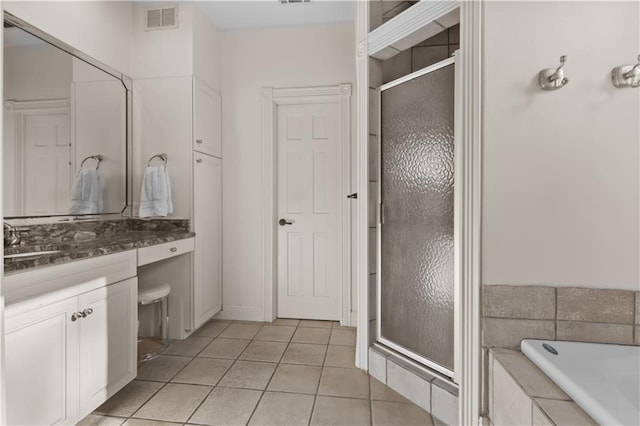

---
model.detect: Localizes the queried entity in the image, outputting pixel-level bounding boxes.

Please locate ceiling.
[193,0,356,30]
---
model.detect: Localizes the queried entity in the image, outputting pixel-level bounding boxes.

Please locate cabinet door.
[193,78,221,158]
[193,154,222,328]
[78,278,137,417]
[5,298,80,425]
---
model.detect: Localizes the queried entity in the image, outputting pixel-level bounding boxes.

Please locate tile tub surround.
[487,349,596,426]
[482,285,639,348]
[84,319,434,426]
[4,219,193,273]
[368,346,459,425]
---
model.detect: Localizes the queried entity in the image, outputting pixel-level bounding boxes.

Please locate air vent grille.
[145,6,178,31]
[280,0,311,4]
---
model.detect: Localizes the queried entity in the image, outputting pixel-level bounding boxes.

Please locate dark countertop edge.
[4,232,195,275]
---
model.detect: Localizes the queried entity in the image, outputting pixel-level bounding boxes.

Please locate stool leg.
[161,296,169,341]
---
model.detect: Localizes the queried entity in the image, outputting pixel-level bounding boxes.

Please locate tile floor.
[82,319,434,426]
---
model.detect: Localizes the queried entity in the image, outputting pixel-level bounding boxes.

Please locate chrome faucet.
[4,222,20,247]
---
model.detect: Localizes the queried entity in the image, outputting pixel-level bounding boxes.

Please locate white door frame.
[261,84,352,325]
[355,1,483,424]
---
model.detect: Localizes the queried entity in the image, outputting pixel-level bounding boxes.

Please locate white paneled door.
[23,112,71,216]
[277,102,342,320]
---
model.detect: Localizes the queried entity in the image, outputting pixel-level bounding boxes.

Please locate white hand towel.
[139,166,173,218]
[69,168,104,214]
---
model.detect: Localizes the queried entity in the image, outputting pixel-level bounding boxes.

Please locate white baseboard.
[349,310,358,327]
[214,305,265,322]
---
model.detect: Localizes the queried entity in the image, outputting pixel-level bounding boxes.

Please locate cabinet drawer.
[137,237,195,267]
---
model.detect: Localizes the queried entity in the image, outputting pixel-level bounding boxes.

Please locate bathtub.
[521,339,640,426]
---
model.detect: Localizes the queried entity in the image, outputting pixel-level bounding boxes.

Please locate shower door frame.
[376,56,458,379]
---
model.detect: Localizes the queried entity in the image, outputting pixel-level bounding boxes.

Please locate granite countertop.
[4,219,195,274]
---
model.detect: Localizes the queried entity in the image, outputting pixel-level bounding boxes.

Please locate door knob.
[279,219,293,226]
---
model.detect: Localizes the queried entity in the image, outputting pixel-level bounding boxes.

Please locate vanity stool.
[137,282,171,362]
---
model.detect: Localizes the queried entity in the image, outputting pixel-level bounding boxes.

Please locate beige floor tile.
[281,343,327,365]
[292,327,331,344]
[133,383,211,423]
[267,364,322,394]
[171,358,233,386]
[78,414,126,426]
[189,387,262,426]
[239,340,287,362]
[311,396,371,426]
[371,400,434,426]
[194,320,231,338]
[329,328,356,346]
[136,355,191,382]
[218,360,277,390]
[248,392,315,426]
[254,325,296,342]
[219,322,264,339]
[324,345,356,368]
[95,380,163,417]
[272,318,300,326]
[370,378,410,403]
[318,366,370,399]
[163,336,213,357]
[123,419,181,426]
[199,338,250,359]
[299,320,334,328]
[332,323,355,329]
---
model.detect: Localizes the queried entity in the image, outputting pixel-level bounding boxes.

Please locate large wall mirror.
[3,12,131,218]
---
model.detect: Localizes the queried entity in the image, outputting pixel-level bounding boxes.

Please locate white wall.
[4,1,132,76]
[221,22,356,317]
[193,5,221,92]
[131,2,194,80]
[482,1,639,290]
[131,3,220,219]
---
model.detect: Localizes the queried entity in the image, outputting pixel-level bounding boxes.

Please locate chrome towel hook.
[612,54,640,88]
[539,55,570,90]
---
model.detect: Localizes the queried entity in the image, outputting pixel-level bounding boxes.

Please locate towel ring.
[80,155,104,170]
[147,153,168,167]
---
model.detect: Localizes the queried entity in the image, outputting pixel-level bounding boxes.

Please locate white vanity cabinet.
[136,75,223,334]
[4,297,80,425]
[78,278,137,418]
[3,252,138,425]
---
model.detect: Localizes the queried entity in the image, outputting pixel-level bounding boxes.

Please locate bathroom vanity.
[1,8,223,425]
[3,220,195,425]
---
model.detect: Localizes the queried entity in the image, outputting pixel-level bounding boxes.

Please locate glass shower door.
[377,57,456,377]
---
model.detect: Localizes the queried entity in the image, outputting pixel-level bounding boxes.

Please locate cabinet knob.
[170,247,178,253]
[196,159,203,163]
[196,139,203,144]
[84,308,94,316]
[71,312,80,322]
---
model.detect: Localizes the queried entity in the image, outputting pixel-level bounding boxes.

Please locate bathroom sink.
[4,250,62,259]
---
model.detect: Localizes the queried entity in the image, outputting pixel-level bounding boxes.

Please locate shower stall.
[376,56,457,378]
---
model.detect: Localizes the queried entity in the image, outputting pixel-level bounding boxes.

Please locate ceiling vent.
[145,6,178,31]
[279,0,311,4]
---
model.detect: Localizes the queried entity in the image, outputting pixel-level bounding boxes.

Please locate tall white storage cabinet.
[135,76,222,334]
[193,78,223,329]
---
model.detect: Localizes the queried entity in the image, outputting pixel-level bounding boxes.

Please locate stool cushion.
[138,282,171,304]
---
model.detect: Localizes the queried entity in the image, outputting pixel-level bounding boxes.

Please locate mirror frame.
[3,11,132,220]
